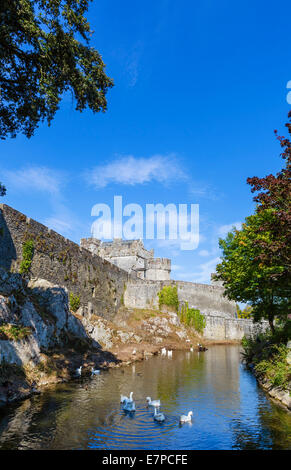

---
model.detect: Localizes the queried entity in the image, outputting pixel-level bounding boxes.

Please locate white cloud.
[198,249,209,257]
[217,221,242,238]
[85,154,186,188]
[2,166,63,195]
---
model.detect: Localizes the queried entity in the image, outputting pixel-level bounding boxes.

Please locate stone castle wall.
[123,279,237,318]
[0,204,130,321]
[0,204,268,341]
[80,237,171,281]
[123,279,268,340]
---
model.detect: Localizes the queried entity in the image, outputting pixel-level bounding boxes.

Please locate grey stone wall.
[203,315,269,341]
[123,279,268,340]
[124,279,237,318]
[81,237,171,281]
[0,204,130,321]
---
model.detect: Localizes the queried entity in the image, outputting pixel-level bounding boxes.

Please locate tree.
[246,111,291,293]
[215,210,289,333]
[215,113,291,333]
[0,182,6,196]
[0,0,113,139]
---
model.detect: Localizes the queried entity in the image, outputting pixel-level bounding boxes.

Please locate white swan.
[167,350,172,357]
[180,411,193,423]
[91,367,100,376]
[161,348,167,356]
[120,394,128,404]
[123,392,135,412]
[146,397,161,408]
[75,365,82,376]
[154,407,165,422]
[120,391,133,404]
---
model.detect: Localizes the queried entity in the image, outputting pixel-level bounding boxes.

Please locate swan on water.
[120,391,133,404]
[122,392,135,412]
[91,367,100,376]
[154,407,165,422]
[180,411,193,423]
[167,350,172,357]
[161,348,166,356]
[146,397,161,408]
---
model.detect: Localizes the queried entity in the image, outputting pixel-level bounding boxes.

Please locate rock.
[0,336,41,365]
[0,268,24,296]
[168,312,180,326]
[28,279,69,331]
[0,295,12,323]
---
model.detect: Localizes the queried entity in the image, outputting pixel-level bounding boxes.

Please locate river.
[0,345,290,450]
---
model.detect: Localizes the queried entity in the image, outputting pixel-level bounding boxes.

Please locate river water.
[0,345,290,450]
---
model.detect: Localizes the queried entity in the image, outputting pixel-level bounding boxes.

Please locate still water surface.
[0,345,290,450]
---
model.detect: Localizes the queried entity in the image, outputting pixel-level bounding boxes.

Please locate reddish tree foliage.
[247,111,291,291]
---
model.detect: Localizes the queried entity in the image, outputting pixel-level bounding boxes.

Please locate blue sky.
[1,0,291,283]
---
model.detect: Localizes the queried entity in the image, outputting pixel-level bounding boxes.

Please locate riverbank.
[242,335,291,411]
[0,269,215,406]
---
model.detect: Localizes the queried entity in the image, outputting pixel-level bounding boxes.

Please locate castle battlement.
[80,237,171,281]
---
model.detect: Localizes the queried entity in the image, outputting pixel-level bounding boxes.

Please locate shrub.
[0,323,32,341]
[19,239,34,274]
[158,285,179,312]
[69,292,80,312]
[179,302,206,334]
[241,328,291,391]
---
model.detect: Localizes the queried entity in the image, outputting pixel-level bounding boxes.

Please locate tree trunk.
[268,316,275,335]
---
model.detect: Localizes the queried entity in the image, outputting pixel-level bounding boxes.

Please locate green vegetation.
[214,113,291,334]
[19,239,34,274]
[214,112,291,395]
[179,302,206,334]
[158,285,179,312]
[0,0,113,140]
[236,304,253,319]
[242,327,291,390]
[0,323,32,341]
[69,292,80,312]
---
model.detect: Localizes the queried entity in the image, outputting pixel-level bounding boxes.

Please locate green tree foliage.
[0,0,113,139]
[0,182,6,196]
[215,211,289,333]
[236,304,252,319]
[246,111,291,296]
[158,285,179,312]
[215,114,291,334]
[180,302,206,334]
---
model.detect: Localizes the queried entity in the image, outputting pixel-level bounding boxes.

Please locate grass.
[69,292,80,312]
[0,323,32,341]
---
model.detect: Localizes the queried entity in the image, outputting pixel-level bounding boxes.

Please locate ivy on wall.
[158,285,179,312]
[19,240,34,274]
[179,302,206,334]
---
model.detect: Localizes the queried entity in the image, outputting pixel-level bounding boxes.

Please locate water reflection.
[0,346,290,450]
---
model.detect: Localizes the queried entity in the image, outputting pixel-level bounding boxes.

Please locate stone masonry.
[80,237,171,281]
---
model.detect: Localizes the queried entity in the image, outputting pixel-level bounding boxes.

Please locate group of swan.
[120,392,192,424]
[75,365,100,377]
[161,348,172,357]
